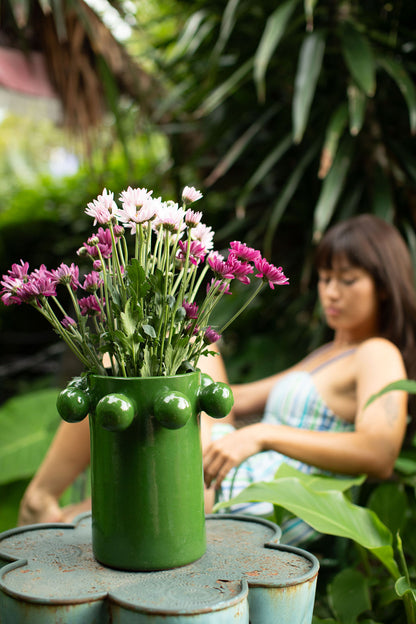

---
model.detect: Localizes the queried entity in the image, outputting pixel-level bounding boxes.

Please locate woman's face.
[317,255,380,340]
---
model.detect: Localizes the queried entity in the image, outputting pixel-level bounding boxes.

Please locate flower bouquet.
[1,185,288,571]
[1,186,288,378]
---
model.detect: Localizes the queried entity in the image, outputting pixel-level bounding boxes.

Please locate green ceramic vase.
[56,371,233,571]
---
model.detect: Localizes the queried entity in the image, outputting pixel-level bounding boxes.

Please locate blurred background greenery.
[0,3,415,618]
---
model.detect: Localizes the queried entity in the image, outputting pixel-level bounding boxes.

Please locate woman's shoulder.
[355,337,406,372]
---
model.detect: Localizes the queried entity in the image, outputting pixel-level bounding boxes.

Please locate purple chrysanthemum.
[177,240,206,266]
[207,252,234,280]
[227,256,253,285]
[204,326,221,344]
[52,263,80,291]
[78,294,103,317]
[83,271,104,292]
[254,258,289,289]
[206,278,232,296]
[182,300,199,319]
[229,241,262,263]
[61,316,77,329]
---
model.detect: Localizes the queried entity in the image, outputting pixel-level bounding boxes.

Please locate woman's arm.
[203,338,408,488]
[18,418,91,525]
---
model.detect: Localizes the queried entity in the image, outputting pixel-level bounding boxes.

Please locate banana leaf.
[318,103,348,179]
[212,0,241,59]
[365,380,416,409]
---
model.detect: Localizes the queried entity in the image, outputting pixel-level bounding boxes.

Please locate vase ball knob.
[198,382,234,419]
[154,391,193,429]
[56,387,90,423]
[96,393,136,431]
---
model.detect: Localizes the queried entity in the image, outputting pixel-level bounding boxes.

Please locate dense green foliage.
[152,0,416,379]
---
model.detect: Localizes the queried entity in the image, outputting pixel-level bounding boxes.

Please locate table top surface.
[0,513,319,615]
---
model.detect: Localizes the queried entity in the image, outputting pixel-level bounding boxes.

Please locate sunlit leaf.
[293,31,326,143]
[0,389,60,484]
[10,0,30,27]
[395,576,416,601]
[347,83,367,136]
[304,0,318,32]
[170,10,209,59]
[313,137,353,240]
[378,56,416,135]
[214,475,399,578]
[212,0,241,59]
[367,483,407,535]
[254,0,299,102]
[339,21,376,97]
[365,380,416,408]
[318,103,348,179]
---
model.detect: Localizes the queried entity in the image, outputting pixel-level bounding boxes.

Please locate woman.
[19,215,416,531]
[202,214,416,542]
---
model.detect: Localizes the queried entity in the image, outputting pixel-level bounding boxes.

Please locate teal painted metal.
[0,514,318,623]
[56,371,233,571]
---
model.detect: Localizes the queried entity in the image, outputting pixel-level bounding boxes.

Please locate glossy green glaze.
[85,371,231,572]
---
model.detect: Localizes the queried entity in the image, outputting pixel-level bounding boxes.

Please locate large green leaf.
[328,568,372,624]
[339,22,376,97]
[214,475,399,578]
[273,463,365,492]
[377,56,416,135]
[367,483,407,535]
[0,389,60,484]
[254,0,299,102]
[313,137,354,240]
[365,380,416,408]
[293,31,326,143]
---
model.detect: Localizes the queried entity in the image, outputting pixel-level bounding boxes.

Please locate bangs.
[315,227,369,271]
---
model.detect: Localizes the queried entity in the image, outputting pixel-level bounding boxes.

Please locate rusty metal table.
[0,513,319,623]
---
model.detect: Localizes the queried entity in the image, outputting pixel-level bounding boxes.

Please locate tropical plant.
[151,0,416,378]
[214,462,416,623]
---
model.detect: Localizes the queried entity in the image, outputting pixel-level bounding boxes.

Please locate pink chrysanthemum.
[182,300,199,319]
[191,222,214,252]
[254,258,289,289]
[52,263,80,291]
[229,241,262,263]
[208,252,235,280]
[185,209,202,227]
[153,201,185,234]
[118,187,153,209]
[78,294,103,317]
[177,240,206,266]
[7,260,30,280]
[227,256,253,285]
[83,271,104,292]
[85,189,117,225]
[204,326,221,344]
[182,186,203,205]
[83,228,113,259]
[61,316,77,329]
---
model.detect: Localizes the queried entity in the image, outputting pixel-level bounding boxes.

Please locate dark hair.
[315,214,416,389]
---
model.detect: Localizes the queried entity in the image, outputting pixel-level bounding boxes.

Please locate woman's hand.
[18,487,65,525]
[203,424,264,489]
